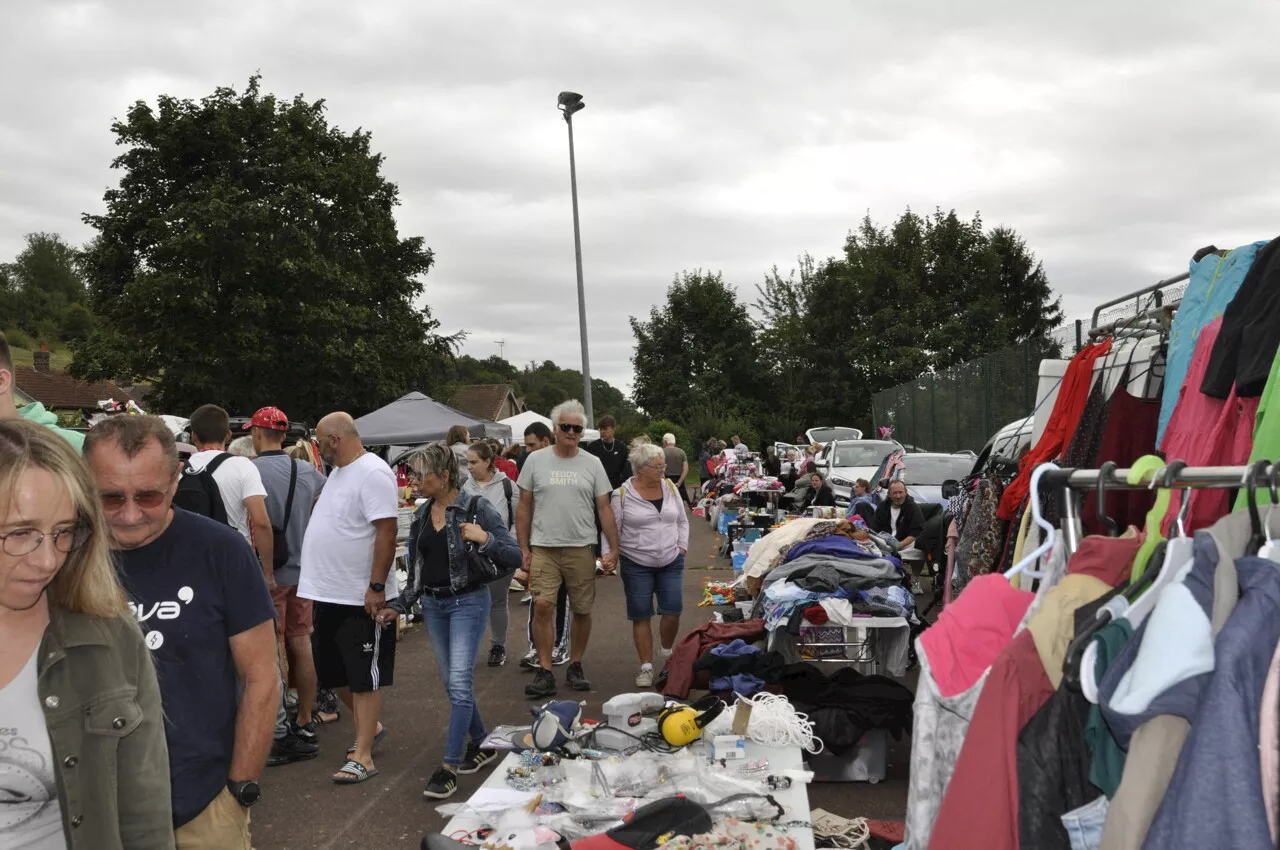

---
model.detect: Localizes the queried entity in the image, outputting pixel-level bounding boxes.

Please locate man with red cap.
[248,407,329,753]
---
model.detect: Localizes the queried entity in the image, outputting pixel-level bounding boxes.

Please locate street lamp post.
[557,91,594,425]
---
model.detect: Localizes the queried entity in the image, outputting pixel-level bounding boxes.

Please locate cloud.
[2,0,1278,399]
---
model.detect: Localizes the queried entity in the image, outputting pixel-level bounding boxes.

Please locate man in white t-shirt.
[298,412,399,785]
[187,404,274,574]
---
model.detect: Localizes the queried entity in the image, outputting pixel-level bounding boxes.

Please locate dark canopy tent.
[354,391,512,445]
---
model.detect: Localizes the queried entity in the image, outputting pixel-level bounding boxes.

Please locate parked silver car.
[887,452,978,507]
[816,439,902,504]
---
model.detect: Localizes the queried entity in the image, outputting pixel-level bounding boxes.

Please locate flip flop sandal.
[314,709,341,725]
[346,726,387,755]
[332,759,379,784]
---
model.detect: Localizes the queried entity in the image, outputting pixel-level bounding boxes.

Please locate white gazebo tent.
[499,410,600,443]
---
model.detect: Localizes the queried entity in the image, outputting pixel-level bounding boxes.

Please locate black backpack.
[501,477,514,529]
[174,453,231,524]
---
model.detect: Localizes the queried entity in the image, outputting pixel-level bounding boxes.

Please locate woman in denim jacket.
[386,443,520,800]
[0,420,173,850]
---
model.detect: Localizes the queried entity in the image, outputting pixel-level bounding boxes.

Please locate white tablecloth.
[441,742,814,850]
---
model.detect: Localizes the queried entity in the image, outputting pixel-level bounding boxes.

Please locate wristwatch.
[368,581,385,592]
[227,780,261,807]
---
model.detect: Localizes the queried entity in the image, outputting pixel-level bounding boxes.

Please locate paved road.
[252,512,912,849]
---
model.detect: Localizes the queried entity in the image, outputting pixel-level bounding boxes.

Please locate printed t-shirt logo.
[130,585,195,650]
[549,470,579,486]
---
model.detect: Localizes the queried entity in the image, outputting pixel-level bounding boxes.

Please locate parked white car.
[815,439,902,504]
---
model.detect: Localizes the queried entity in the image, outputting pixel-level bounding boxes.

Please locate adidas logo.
[362,642,374,652]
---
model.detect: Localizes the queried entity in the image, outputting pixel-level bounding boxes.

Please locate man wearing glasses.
[85,415,279,849]
[517,400,619,697]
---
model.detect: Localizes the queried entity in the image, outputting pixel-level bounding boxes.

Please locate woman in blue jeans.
[388,443,521,800]
[604,442,691,688]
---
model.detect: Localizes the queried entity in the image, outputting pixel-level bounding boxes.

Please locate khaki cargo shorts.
[529,545,597,615]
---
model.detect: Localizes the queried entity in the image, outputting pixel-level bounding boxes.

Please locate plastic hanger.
[1128,455,1172,585]
[1095,461,1120,537]
[1246,459,1271,557]
[1006,463,1059,581]
[1260,463,1280,563]
[1117,463,1196,628]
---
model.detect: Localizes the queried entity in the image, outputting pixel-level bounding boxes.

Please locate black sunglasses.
[558,423,584,434]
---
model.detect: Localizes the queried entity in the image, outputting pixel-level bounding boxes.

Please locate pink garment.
[1262,641,1280,843]
[1162,317,1261,534]
[919,573,1035,698]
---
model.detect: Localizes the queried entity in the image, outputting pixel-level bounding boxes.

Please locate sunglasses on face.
[558,423,584,434]
[100,490,169,511]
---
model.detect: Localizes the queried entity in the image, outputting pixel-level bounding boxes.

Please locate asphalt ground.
[253,513,913,849]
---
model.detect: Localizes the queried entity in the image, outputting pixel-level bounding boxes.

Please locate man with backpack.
[248,407,328,747]
[181,404,274,575]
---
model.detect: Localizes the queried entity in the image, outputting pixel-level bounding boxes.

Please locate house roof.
[14,365,134,411]
[449,384,519,421]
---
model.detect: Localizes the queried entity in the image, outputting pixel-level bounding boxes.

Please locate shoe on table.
[635,667,655,688]
[423,767,458,799]
[519,650,539,671]
[566,662,591,692]
[268,732,320,766]
[458,745,498,775]
[525,668,557,698]
[487,645,507,667]
[552,646,570,666]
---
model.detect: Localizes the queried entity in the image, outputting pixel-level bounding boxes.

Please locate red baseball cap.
[244,406,289,431]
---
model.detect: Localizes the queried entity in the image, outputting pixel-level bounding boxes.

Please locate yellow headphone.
[657,696,725,748]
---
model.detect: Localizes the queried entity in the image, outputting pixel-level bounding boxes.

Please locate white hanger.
[1006,463,1059,581]
[1259,504,1279,562]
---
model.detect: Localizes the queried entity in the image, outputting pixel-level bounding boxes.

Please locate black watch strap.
[369,581,385,592]
[227,780,260,807]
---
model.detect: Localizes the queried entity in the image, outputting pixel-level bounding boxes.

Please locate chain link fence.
[871,321,1083,453]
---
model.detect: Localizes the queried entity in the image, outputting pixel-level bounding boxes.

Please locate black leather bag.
[462,496,513,584]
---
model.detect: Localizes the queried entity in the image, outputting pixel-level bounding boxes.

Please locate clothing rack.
[1040,463,1278,554]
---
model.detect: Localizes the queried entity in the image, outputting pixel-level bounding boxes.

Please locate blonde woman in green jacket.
[0,419,173,850]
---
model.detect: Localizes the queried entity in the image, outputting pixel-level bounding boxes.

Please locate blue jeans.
[1060,795,1108,850]
[421,588,491,766]
[619,554,685,621]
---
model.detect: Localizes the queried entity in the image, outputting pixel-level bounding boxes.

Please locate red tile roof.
[14,365,134,411]
[450,384,519,421]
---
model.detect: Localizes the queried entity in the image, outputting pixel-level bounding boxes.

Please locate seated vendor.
[871,480,925,555]
[797,471,835,512]
[846,478,878,523]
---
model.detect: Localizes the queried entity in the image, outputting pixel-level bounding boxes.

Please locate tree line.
[630,209,1063,449]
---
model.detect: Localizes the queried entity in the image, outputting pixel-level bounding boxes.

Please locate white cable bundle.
[735,692,824,754]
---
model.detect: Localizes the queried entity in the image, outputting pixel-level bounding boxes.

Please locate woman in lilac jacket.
[604,442,691,688]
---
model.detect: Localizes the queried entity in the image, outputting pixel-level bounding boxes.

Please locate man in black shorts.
[298,412,400,784]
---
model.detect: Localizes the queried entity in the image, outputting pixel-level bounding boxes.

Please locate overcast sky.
[3,0,1279,396]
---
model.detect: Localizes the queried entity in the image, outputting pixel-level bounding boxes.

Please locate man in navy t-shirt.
[85,415,278,848]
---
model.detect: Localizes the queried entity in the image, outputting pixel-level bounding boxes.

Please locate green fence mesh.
[871,322,1083,453]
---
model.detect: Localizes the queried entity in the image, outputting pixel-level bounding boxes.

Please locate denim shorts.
[619,554,685,621]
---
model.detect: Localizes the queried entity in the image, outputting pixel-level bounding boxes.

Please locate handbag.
[271,459,298,570]
[463,496,513,585]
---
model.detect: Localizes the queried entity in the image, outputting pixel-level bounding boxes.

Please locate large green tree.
[72,76,459,420]
[630,270,760,424]
[1,233,90,343]
[756,209,1061,428]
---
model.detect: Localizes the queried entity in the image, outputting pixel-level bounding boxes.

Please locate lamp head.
[557,91,585,118]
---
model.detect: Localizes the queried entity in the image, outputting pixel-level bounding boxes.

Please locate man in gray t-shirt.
[517,401,619,698]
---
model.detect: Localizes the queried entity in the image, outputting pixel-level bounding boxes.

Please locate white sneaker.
[552,647,570,666]
[635,667,655,688]
[509,578,524,592]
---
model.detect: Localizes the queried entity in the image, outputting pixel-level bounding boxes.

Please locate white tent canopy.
[500,410,600,443]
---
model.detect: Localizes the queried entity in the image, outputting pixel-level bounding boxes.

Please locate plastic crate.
[716,509,741,535]
[732,541,752,554]
[742,528,764,543]
[805,729,887,783]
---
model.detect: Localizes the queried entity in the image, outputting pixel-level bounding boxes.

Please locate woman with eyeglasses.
[461,441,517,667]
[386,443,520,800]
[0,419,174,849]
[602,441,690,689]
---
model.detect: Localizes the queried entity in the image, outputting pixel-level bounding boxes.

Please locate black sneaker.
[458,745,497,775]
[519,650,539,671]
[423,766,458,799]
[525,668,557,698]
[289,719,317,744]
[267,732,320,766]
[565,662,591,692]
[487,645,507,667]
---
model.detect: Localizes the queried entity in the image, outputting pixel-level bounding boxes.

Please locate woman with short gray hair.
[388,443,521,799]
[603,441,690,688]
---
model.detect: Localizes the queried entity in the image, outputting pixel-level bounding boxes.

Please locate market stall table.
[440,742,816,850]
